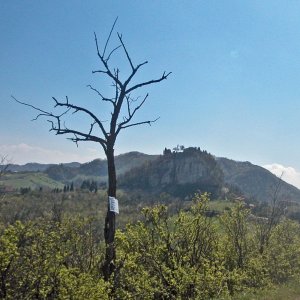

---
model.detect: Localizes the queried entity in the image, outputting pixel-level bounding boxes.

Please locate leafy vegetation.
[0,192,300,299]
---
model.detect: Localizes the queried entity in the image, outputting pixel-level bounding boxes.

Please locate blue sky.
[1,1,300,186]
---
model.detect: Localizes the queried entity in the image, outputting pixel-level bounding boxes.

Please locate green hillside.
[217,157,300,203]
[0,172,64,190]
[44,152,158,184]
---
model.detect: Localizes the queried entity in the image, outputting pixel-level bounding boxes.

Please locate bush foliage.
[0,193,300,299]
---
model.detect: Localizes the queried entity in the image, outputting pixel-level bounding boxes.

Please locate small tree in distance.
[0,156,10,178]
[12,18,171,279]
[0,155,10,203]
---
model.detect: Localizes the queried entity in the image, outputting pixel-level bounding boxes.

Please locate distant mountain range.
[44,152,158,184]
[2,148,300,203]
[6,162,81,172]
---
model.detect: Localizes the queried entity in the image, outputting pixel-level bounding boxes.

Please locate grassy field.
[0,172,64,190]
[208,199,234,212]
[225,281,300,300]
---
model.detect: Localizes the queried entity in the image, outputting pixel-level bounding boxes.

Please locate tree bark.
[102,143,116,280]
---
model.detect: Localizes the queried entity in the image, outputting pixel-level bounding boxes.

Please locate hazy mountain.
[1,152,158,190]
[118,149,300,202]
[216,157,300,203]
[3,149,300,203]
[6,162,80,173]
[44,152,158,182]
[6,163,54,172]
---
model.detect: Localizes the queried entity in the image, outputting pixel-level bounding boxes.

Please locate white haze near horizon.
[0,143,101,164]
[2,143,300,190]
[263,163,300,190]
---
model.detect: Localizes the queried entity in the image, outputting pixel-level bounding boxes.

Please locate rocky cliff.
[119,147,224,197]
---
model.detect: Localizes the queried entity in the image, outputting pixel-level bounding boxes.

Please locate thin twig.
[103,17,118,58]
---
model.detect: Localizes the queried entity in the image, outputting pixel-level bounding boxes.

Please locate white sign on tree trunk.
[109,196,119,214]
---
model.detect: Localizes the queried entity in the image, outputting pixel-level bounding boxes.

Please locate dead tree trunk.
[103,142,117,279]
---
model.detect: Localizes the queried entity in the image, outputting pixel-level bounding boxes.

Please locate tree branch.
[12,95,108,147]
[49,120,107,148]
[103,17,118,58]
[126,71,172,94]
[130,93,149,118]
[124,61,148,88]
[105,45,122,63]
[52,97,108,138]
[87,85,116,107]
[11,96,52,117]
[118,93,149,132]
[117,32,134,71]
[117,117,160,134]
[93,32,123,88]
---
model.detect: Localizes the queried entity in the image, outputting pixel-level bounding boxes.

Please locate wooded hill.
[118,148,224,198]
[2,148,300,203]
[217,157,300,203]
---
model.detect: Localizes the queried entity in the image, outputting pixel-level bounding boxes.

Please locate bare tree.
[255,173,285,254]
[0,155,10,178]
[0,155,10,203]
[12,19,171,279]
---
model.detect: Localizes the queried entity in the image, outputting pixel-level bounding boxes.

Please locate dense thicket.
[0,193,300,299]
